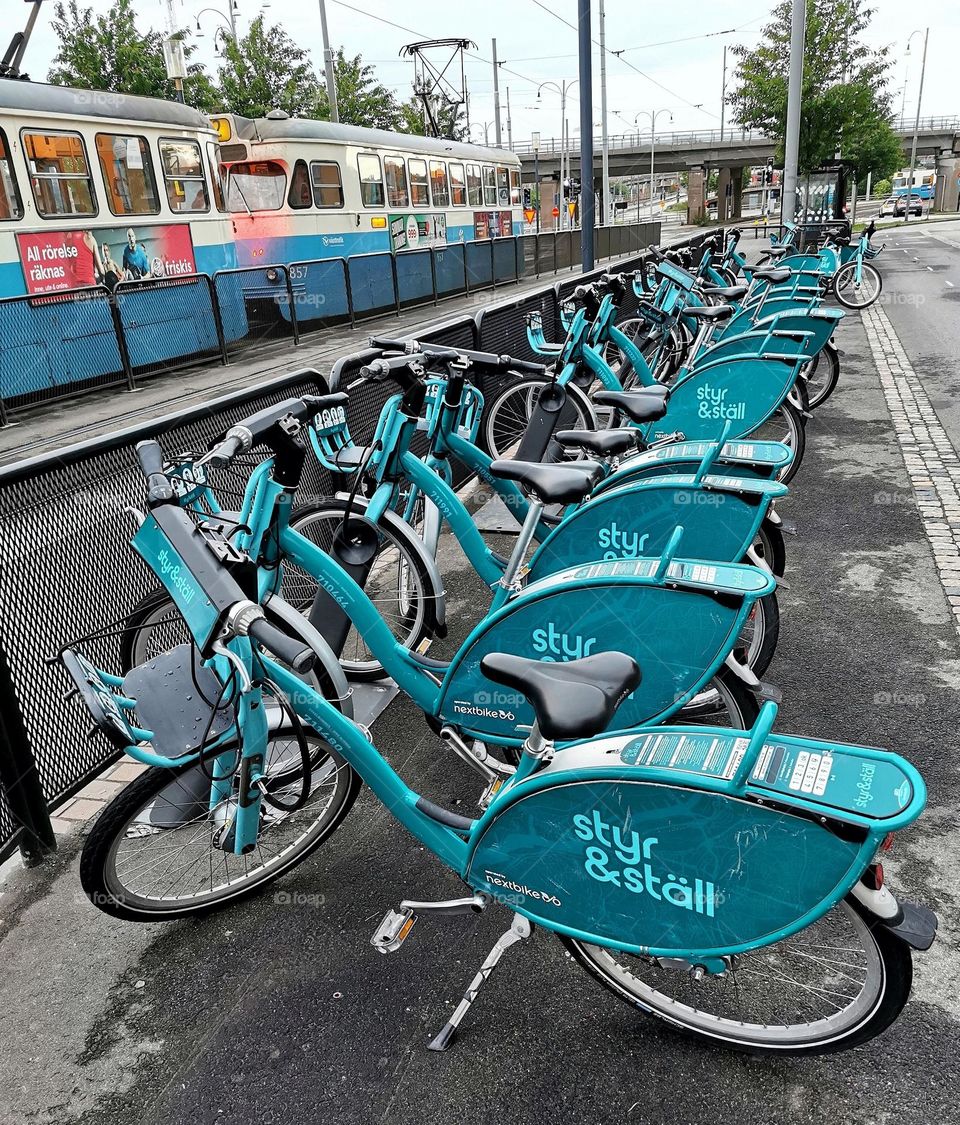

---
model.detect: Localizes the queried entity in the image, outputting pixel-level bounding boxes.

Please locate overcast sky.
[20,1,959,145]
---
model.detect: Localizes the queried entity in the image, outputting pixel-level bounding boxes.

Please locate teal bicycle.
[61,432,937,1055]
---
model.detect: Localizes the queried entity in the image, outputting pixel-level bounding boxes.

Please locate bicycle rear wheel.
[80,728,360,922]
[561,898,912,1055]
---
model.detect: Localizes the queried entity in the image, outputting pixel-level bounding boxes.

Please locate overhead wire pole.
[492,39,503,146]
[598,0,610,226]
[318,0,340,123]
[578,0,594,269]
[780,0,805,226]
[904,27,928,225]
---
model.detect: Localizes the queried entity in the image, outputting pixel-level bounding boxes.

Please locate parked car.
[880,194,924,217]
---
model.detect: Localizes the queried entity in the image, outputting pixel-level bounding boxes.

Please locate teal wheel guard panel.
[527,483,768,582]
[643,358,797,443]
[437,562,771,741]
[599,440,792,488]
[467,779,864,956]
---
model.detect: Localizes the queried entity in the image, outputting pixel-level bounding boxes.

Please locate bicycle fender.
[264,593,355,720]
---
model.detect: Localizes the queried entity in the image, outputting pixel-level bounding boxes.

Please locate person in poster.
[122,228,151,280]
[99,242,123,292]
[74,230,105,288]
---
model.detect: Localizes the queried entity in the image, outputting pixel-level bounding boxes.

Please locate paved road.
[1,247,959,1124]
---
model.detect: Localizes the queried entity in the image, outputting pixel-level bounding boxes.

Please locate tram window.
[94,133,159,216]
[288,159,313,209]
[409,158,429,207]
[429,161,449,207]
[466,163,482,207]
[159,139,209,212]
[22,130,96,217]
[497,166,510,206]
[448,162,466,207]
[226,160,286,210]
[482,166,497,206]
[206,142,227,212]
[358,153,384,207]
[310,161,344,208]
[0,129,23,221]
[384,157,409,207]
[509,168,521,206]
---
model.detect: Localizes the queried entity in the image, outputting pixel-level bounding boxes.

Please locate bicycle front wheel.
[802,341,841,410]
[80,729,360,922]
[747,398,806,485]
[285,500,437,681]
[561,898,912,1055]
[833,261,882,310]
[481,375,595,461]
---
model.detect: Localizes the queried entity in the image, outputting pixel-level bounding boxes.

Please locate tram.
[0,78,237,297]
[210,112,525,266]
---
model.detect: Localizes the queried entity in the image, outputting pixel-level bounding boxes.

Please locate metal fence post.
[389,254,401,317]
[108,288,137,392]
[490,239,497,291]
[429,248,439,306]
[206,275,229,364]
[342,259,356,327]
[281,267,301,346]
[0,639,55,865]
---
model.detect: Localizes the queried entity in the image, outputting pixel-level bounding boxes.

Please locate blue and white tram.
[0,78,237,297]
[211,113,525,265]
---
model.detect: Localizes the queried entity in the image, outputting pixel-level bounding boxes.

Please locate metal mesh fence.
[213,266,296,358]
[114,275,226,378]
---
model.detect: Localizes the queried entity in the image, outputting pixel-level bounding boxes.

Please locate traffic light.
[570,178,581,198]
[523,187,532,207]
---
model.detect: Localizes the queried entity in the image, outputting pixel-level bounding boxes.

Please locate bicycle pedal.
[756,680,783,705]
[479,776,506,809]
[371,907,416,954]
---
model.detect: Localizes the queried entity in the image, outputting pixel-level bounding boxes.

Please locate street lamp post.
[903,28,929,224]
[537,79,578,231]
[194,3,239,40]
[635,109,672,222]
[532,130,541,233]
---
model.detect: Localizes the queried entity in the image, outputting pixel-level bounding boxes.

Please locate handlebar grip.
[647,244,665,261]
[368,335,417,353]
[249,616,315,674]
[503,356,547,374]
[135,440,174,506]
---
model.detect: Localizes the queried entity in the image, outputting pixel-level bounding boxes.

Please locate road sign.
[567,201,576,217]
[551,206,560,217]
[524,208,536,224]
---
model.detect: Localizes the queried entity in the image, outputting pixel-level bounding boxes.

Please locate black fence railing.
[0,223,661,423]
[0,228,707,864]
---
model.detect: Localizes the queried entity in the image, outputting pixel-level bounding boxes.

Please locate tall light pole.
[903,28,929,224]
[318,0,339,123]
[598,0,611,226]
[492,39,503,147]
[719,45,727,142]
[194,5,239,41]
[635,109,672,221]
[781,0,806,225]
[532,130,541,233]
[578,0,594,269]
[538,79,578,231]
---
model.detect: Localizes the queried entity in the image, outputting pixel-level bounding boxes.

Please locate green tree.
[728,0,902,181]
[48,0,218,110]
[217,15,321,118]
[313,50,404,130]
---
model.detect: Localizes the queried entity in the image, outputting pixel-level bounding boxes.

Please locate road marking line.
[863,302,960,634]
[946,280,955,287]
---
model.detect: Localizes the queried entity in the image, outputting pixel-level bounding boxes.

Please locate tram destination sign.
[15,222,197,296]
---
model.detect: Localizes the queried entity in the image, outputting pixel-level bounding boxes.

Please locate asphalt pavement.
[1,226,959,1125]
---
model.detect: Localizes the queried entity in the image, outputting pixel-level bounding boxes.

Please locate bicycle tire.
[803,341,841,409]
[481,375,596,462]
[833,261,882,310]
[80,727,360,922]
[560,897,912,1056]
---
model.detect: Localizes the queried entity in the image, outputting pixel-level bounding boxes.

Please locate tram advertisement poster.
[389,213,447,252]
[473,211,513,239]
[16,222,197,295]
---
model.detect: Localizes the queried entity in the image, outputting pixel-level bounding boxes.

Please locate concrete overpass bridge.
[516,118,960,223]
[515,117,960,179]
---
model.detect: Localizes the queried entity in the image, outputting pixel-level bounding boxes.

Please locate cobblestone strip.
[862,301,960,633]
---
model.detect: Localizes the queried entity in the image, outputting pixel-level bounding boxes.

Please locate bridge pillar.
[934,154,960,213]
[686,166,706,223]
[716,166,744,221]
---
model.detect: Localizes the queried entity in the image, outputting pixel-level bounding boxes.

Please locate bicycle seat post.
[497,495,544,593]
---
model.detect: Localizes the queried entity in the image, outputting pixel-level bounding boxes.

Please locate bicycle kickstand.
[427,913,532,1052]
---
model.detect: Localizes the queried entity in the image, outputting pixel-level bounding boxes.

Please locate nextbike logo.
[573,812,719,916]
[597,521,649,561]
[696,384,746,422]
[452,699,516,721]
[156,548,197,606]
[531,622,597,660]
[484,869,562,907]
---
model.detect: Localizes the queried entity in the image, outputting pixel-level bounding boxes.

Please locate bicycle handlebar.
[136,440,175,506]
[208,427,252,469]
